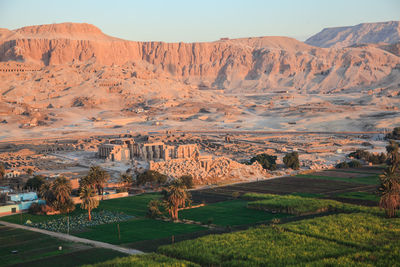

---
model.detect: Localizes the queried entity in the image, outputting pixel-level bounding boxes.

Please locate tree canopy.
[80,186,99,221]
[283,152,300,170]
[25,175,45,191]
[249,154,277,171]
[137,170,168,187]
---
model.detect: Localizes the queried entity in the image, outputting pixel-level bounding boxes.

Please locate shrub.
[386,127,400,140]
[283,152,300,170]
[336,161,349,169]
[249,154,277,170]
[137,170,168,187]
[147,199,163,219]
[28,202,43,214]
[348,160,362,168]
[348,149,387,164]
[336,160,362,168]
[179,175,194,189]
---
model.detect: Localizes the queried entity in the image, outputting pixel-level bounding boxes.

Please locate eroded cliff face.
[305,21,400,48]
[1,22,400,91]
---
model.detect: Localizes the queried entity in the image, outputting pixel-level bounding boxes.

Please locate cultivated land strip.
[0,221,144,255]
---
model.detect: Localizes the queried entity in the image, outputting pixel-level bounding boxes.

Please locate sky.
[0,0,399,42]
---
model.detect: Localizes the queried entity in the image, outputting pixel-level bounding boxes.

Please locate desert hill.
[305,21,400,48]
[0,22,399,140]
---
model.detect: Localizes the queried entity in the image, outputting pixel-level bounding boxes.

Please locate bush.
[348,160,362,168]
[386,127,400,140]
[283,152,300,170]
[336,161,349,169]
[147,199,163,219]
[28,202,43,214]
[336,160,362,168]
[348,149,387,164]
[180,175,194,189]
[249,154,277,170]
[137,170,168,187]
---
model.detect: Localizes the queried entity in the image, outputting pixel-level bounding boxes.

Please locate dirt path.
[0,220,144,255]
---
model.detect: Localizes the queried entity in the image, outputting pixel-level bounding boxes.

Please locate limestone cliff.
[1,22,400,91]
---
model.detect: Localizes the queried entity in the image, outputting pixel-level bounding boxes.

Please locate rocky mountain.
[305,21,400,48]
[1,22,399,92]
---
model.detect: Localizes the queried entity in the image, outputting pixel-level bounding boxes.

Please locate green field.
[85,253,199,267]
[75,218,205,245]
[157,212,400,266]
[335,191,380,202]
[179,200,289,226]
[244,193,383,216]
[295,174,379,185]
[0,226,124,267]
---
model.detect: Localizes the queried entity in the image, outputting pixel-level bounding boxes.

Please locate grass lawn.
[0,226,124,267]
[295,174,379,185]
[180,200,289,226]
[335,191,380,202]
[75,218,205,245]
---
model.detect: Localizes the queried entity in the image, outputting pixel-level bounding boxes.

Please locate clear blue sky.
[0,0,399,42]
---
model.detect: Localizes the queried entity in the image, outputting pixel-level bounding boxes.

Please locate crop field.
[295,173,379,185]
[87,253,199,267]
[0,226,124,267]
[179,200,289,226]
[190,166,383,207]
[244,193,382,216]
[334,191,379,202]
[156,210,399,266]
[75,218,205,245]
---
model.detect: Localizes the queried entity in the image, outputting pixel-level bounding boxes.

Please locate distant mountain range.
[305,21,400,48]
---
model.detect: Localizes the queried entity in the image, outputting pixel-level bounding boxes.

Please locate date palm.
[87,166,110,196]
[163,180,191,221]
[379,170,400,217]
[51,176,72,205]
[80,186,99,221]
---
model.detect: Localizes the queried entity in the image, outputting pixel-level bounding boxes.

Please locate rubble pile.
[150,156,268,185]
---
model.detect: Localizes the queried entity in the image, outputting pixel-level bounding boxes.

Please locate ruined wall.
[150,156,268,184]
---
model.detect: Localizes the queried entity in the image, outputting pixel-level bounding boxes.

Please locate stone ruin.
[97,137,270,184]
[150,156,268,185]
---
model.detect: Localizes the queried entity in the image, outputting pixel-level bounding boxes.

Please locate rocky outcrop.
[305,21,400,48]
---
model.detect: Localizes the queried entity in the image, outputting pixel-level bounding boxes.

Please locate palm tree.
[379,170,400,217]
[51,176,73,213]
[119,173,133,191]
[0,163,5,179]
[39,182,54,204]
[52,176,72,204]
[87,166,110,196]
[163,180,191,221]
[80,186,99,221]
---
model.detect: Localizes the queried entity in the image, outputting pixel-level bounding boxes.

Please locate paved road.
[0,220,144,255]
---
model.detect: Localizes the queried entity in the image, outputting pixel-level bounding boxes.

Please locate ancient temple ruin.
[98,138,201,162]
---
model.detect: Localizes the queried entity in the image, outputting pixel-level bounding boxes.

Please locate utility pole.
[117,224,121,240]
[67,215,70,235]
